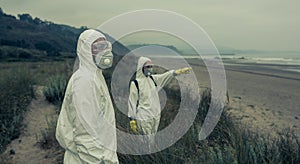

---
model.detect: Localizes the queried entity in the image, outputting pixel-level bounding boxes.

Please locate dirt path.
[2,86,61,164]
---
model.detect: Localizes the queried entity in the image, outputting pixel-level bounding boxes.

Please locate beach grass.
[1,59,299,163]
[43,75,68,108]
[0,67,35,153]
[41,71,300,163]
[0,60,72,154]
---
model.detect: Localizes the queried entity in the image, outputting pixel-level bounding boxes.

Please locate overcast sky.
[0,0,300,52]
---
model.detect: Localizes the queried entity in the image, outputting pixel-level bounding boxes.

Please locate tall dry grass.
[0,60,73,154]
[17,58,299,163]
[41,73,300,163]
[0,68,34,153]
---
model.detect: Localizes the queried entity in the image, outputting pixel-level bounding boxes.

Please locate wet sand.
[186,58,300,136]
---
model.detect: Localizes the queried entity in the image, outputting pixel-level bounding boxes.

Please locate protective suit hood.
[136,56,151,79]
[56,29,119,163]
[77,29,106,72]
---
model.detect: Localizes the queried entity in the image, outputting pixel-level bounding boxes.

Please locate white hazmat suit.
[56,29,118,163]
[128,57,175,135]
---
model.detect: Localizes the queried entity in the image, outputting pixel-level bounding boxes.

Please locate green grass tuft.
[43,75,68,107]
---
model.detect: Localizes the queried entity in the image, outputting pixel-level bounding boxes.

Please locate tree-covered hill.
[0,7,130,60]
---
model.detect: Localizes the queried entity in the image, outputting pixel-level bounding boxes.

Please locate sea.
[148,52,300,74]
[220,52,300,74]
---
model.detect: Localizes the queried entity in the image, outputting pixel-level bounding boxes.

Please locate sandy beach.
[184,57,300,137]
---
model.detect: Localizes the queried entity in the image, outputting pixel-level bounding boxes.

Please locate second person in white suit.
[128,56,191,135]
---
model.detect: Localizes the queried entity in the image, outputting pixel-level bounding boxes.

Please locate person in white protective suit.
[128,56,191,135]
[56,29,119,164]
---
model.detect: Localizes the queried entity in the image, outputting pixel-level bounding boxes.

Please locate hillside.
[0,8,130,61]
[127,43,183,54]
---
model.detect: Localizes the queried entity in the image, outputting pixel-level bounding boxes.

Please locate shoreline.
[183,57,300,137]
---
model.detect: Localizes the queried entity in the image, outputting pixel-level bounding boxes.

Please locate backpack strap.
[131,76,156,109]
[149,75,157,87]
[132,80,139,108]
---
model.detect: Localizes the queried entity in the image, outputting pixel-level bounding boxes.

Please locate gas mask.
[92,40,113,69]
[143,65,154,77]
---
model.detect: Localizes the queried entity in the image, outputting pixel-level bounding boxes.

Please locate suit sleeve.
[152,70,175,88]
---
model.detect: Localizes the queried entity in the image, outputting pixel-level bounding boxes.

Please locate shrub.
[18,51,32,59]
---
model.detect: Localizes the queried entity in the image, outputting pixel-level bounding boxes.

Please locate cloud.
[0,0,299,51]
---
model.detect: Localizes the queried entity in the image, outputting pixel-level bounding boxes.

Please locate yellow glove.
[175,67,192,75]
[130,120,138,133]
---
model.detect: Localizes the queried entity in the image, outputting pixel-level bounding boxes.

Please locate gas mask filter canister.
[93,41,113,69]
